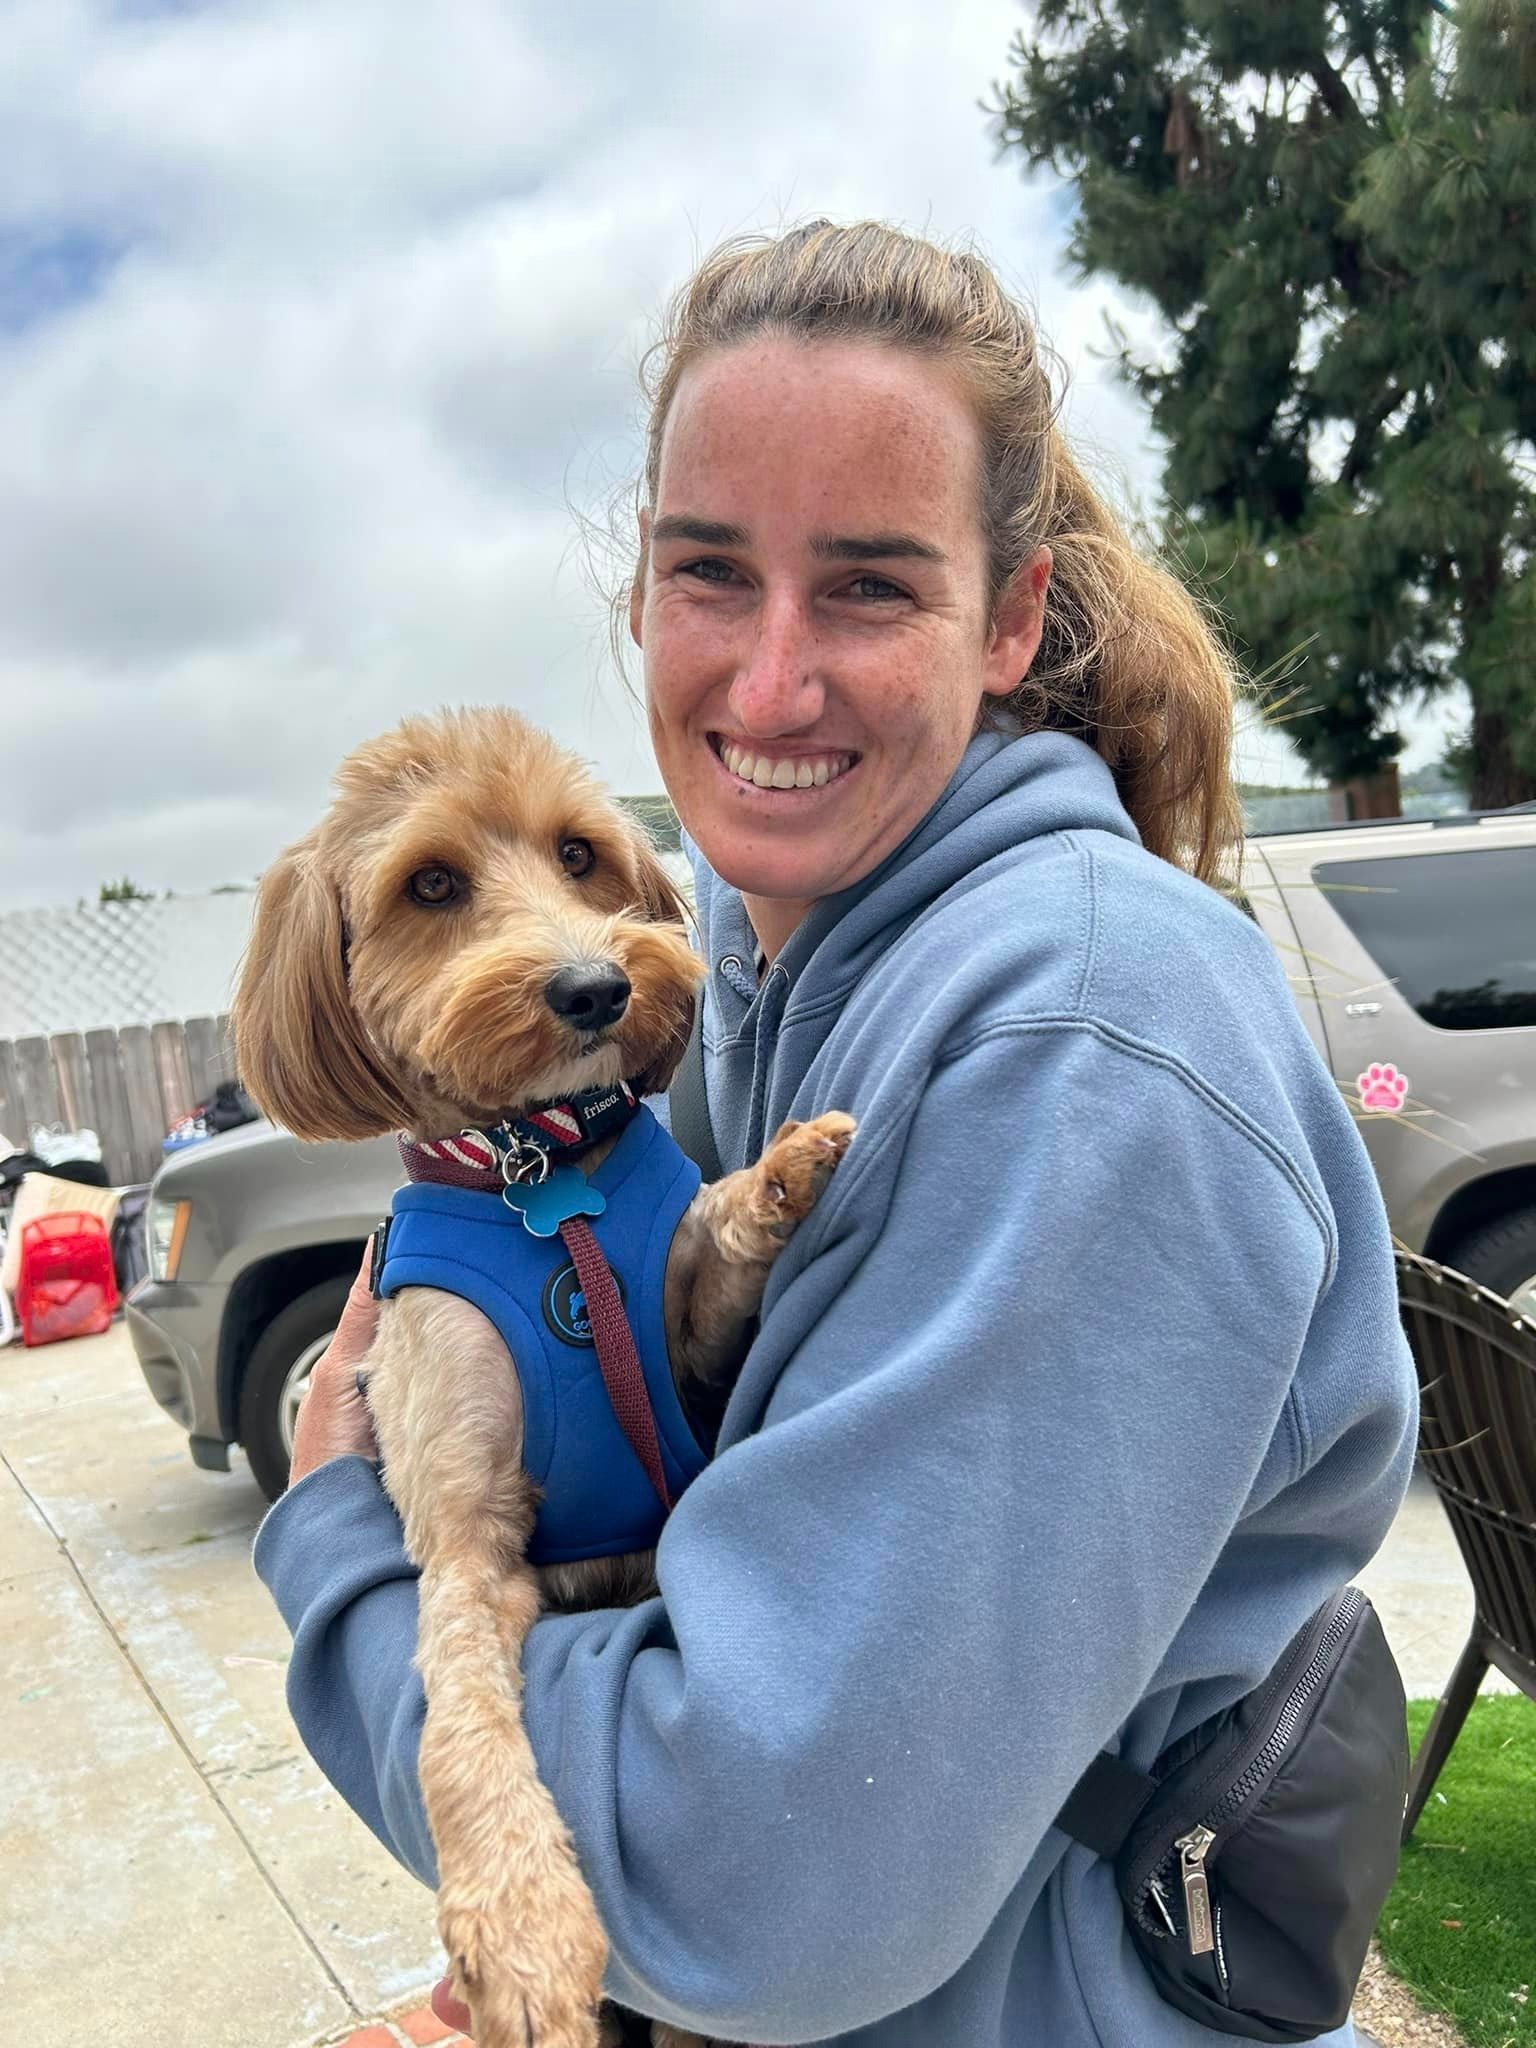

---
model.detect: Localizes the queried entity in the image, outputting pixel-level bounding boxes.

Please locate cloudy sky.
[2,0,1456,911]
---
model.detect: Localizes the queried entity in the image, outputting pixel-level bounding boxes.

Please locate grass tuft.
[1375,1695,1536,2047]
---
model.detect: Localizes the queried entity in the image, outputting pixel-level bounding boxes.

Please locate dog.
[233,706,854,2048]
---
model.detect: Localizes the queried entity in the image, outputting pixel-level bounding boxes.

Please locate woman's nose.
[728,595,824,735]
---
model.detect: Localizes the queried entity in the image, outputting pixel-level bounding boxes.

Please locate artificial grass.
[1375,1694,1536,2048]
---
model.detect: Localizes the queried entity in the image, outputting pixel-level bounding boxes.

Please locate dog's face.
[233,708,703,1141]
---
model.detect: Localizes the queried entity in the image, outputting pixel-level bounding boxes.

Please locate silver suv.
[127,807,1536,1499]
[126,1119,401,1499]
[1245,806,1536,1319]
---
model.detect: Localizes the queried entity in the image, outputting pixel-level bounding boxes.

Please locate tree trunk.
[1327,763,1402,821]
[1467,706,1536,810]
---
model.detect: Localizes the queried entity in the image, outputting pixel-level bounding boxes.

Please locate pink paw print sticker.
[1357,1062,1409,1113]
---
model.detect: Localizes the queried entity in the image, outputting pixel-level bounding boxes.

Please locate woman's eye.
[846,573,907,603]
[679,557,738,585]
[559,838,595,877]
[407,866,461,906]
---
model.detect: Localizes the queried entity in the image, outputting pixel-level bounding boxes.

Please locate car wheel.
[1443,1203,1536,1323]
[238,1275,352,1502]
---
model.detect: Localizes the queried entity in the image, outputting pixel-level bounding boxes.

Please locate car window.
[1311,845,1536,1031]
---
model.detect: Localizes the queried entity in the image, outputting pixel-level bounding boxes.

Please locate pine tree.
[98,877,155,904]
[992,0,1536,807]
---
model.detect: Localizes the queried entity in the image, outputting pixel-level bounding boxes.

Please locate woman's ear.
[233,833,414,1142]
[983,544,1054,699]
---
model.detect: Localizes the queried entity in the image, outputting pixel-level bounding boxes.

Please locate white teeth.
[719,742,853,790]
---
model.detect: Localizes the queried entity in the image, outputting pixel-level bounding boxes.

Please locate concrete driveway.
[0,1320,1508,2048]
[0,1321,439,2048]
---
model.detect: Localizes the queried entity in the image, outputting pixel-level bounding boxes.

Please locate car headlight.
[148,1198,192,1281]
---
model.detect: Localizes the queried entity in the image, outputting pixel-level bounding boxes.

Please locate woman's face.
[633,338,1048,951]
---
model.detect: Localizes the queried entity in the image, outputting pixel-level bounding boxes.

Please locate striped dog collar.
[400,1080,640,1190]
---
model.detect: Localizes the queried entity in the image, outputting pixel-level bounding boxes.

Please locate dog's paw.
[751,1110,857,1239]
[440,1872,607,2048]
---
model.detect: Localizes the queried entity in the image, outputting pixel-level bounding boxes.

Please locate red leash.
[557,1214,673,1510]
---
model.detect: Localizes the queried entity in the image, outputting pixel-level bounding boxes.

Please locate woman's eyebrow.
[810,531,948,565]
[649,514,947,566]
[650,515,750,548]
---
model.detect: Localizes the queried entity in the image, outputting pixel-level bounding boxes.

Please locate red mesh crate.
[16,1211,119,1347]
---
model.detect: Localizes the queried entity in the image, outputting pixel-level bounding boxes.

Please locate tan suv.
[1246,806,1536,1319]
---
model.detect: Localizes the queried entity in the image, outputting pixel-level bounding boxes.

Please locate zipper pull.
[1176,1825,1216,1956]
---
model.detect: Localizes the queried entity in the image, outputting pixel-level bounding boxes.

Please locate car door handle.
[1344,1001,1383,1017]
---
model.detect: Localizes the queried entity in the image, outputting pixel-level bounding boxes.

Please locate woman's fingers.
[326,1243,383,1377]
[430,1974,473,2033]
[286,1246,381,1484]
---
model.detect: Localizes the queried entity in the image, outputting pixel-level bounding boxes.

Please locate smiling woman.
[255,221,1417,2048]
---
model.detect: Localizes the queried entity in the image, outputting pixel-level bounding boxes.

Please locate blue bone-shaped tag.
[501,1164,607,1237]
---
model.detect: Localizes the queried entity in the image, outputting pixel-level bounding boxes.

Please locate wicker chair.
[1395,1251,1536,1839]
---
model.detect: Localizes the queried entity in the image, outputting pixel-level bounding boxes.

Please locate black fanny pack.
[1055,1586,1408,2041]
[668,1018,1410,2041]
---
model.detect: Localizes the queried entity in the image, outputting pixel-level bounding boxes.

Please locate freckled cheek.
[854,666,937,745]
[647,623,738,743]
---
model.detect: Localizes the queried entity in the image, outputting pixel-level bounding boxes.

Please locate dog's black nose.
[545,964,631,1034]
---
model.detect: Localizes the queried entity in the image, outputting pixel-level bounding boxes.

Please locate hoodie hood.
[687,728,1141,1168]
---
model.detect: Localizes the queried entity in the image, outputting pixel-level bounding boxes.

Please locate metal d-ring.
[487,1130,552,1188]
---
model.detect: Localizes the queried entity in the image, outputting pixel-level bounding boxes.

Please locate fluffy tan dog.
[233,707,852,2048]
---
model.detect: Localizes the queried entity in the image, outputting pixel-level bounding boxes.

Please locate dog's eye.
[407,866,461,906]
[559,838,595,878]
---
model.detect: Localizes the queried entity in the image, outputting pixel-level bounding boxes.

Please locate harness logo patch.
[541,1259,626,1347]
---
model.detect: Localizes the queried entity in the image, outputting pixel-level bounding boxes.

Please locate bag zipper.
[1177,1824,1216,1955]
[1130,1587,1364,1950]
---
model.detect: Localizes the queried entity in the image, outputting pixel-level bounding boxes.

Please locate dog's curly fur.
[233,707,853,2048]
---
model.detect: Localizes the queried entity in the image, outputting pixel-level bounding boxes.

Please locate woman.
[257,222,1416,2045]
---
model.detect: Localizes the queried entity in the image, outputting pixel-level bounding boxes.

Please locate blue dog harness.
[374,1100,708,1566]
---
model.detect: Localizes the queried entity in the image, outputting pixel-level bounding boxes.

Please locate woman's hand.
[430,1976,473,2034]
[286,1247,381,1485]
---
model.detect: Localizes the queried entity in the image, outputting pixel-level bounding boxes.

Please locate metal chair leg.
[1402,1630,1489,1841]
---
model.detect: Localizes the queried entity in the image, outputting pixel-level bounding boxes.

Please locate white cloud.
[0,0,1435,910]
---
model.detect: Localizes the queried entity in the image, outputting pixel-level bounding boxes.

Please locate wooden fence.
[0,1015,237,1187]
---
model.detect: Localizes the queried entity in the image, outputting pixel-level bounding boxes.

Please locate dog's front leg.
[665,1112,856,1386]
[365,1289,608,2048]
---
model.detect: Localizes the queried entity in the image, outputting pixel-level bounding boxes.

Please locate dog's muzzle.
[544,964,631,1035]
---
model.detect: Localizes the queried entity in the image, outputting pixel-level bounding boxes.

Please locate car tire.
[238,1275,352,1503]
[1443,1204,1536,1322]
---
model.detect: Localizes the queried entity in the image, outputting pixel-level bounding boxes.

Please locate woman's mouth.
[710,735,858,791]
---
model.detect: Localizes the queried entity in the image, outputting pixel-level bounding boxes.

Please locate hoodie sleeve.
[254,1019,1415,2044]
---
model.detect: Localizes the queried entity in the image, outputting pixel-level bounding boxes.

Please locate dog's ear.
[627,824,692,931]
[626,942,696,1105]
[233,832,414,1142]
[618,821,701,1099]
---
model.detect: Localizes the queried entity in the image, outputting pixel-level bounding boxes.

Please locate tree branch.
[1341,384,1405,485]
[1361,43,1393,114]
[1309,55,1362,123]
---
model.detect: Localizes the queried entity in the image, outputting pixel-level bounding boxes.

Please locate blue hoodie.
[254,730,1416,2047]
